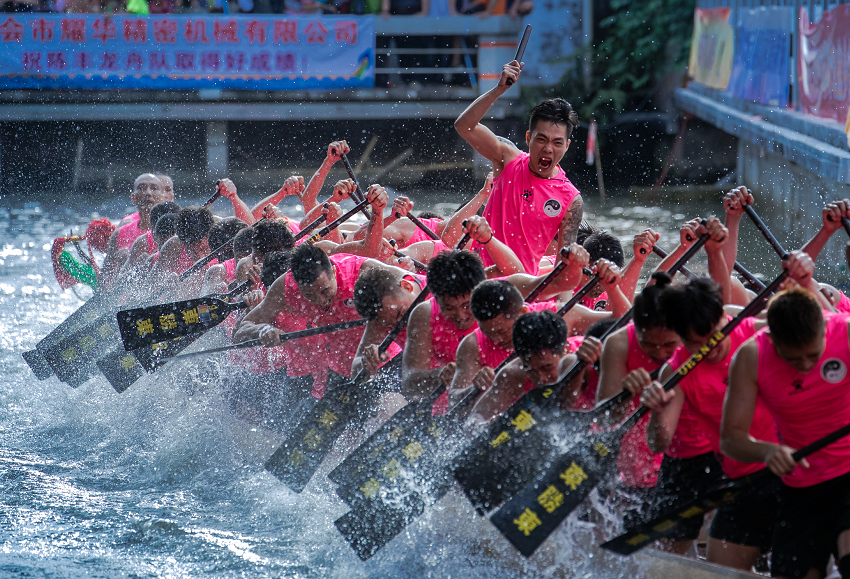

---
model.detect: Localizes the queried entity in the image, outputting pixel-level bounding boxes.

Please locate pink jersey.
[479,152,580,275]
[581,291,608,311]
[565,335,598,410]
[756,313,850,487]
[404,218,444,248]
[281,254,368,398]
[429,296,478,416]
[222,258,237,284]
[116,219,156,254]
[670,317,776,479]
[430,239,451,259]
[617,323,665,488]
[280,216,300,235]
[379,273,428,363]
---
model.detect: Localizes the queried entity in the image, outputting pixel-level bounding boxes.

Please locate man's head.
[632,272,680,363]
[176,206,215,257]
[427,250,486,331]
[513,310,568,384]
[156,174,174,202]
[471,279,525,350]
[354,267,421,328]
[660,277,727,364]
[252,220,295,265]
[209,217,249,262]
[132,173,164,213]
[262,251,291,290]
[525,98,579,178]
[150,201,181,233]
[767,287,826,373]
[233,226,255,262]
[580,229,624,298]
[153,213,178,248]
[290,244,335,308]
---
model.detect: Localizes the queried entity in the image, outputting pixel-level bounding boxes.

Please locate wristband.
[482,233,493,245]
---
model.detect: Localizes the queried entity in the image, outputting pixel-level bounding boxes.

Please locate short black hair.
[150,201,181,229]
[153,212,178,242]
[209,217,248,262]
[261,251,291,290]
[767,288,825,349]
[417,211,443,220]
[233,226,254,261]
[584,231,624,268]
[576,221,599,246]
[176,206,214,247]
[585,317,618,340]
[528,98,579,139]
[252,220,295,259]
[660,277,724,339]
[471,279,524,322]
[513,310,568,358]
[290,243,332,286]
[426,250,486,299]
[354,267,402,320]
[633,272,673,332]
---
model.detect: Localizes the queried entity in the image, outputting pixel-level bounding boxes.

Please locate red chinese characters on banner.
[91,17,117,43]
[73,51,94,69]
[184,20,209,43]
[60,18,86,42]
[304,21,327,44]
[273,20,298,44]
[334,21,356,45]
[150,51,169,71]
[225,51,245,71]
[122,19,147,43]
[175,52,195,71]
[22,51,41,71]
[799,5,850,125]
[46,51,67,70]
[200,51,220,71]
[243,20,268,44]
[214,20,239,44]
[153,19,178,43]
[99,52,119,71]
[0,17,24,42]
[30,18,54,42]
[126,51,144,70]
[275,51,296,72]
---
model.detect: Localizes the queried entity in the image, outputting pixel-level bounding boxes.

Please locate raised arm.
[464,215,524,276]
[618,229,659,301]
[250,175,305,222]
[441,171,493,247]
[558,195,584,247]
[802,199,850,262]
[721,186,753,272]
[299,140,350,213]
[218,178,255,225]
[454,60,524,177]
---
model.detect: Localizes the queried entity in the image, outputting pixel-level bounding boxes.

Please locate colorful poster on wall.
[727,7,791,107]
[799,5,850,125]
[0,15,375,90]
[688,7,734,91]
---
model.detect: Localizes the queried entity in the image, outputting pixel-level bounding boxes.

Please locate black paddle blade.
[22,349,53,380]
[488,429,621,558]
[600,475,763,555]
[117,297,238,351]
[131,333,206,372]
[452,388,557,514]
[335,498,424,561]
[265,378,370,493]
[39,312,119,386]
[97,346,146,393]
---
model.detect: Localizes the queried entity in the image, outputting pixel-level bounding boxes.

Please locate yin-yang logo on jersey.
[821,358,846,383]
[543,199,562,218]
[343,298,356,308]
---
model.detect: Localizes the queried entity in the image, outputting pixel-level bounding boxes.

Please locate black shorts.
[709,474,780,550]
[652,452,725,541]
[771,469,850,578]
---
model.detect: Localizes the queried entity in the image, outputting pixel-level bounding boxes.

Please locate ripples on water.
[0,194,839,578]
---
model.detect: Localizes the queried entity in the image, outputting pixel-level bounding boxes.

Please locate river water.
[1,189,846,578]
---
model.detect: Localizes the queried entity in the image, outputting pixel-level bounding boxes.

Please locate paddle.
[602,417,850,555]
[96,332,205,393]
[151,318,369,366]
[116,281,251,350]
[329,253,579,490]
[487,270,787,557]
[339,152,373,222]
[453,232,710,515]
[650,246,696,280]
[743,205,789,259]
[505,24,531,86]
[264,233,472,493]
[22,349,54,380]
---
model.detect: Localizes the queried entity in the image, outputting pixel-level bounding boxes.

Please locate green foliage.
[523,0,696,124]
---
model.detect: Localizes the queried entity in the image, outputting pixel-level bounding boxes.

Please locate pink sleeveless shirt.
[480,152,580,275]
[617,323,664,488]
[835,290,850,314]
[669,317,775,479]
[756,314,850,487]
[281,254,368,397]
[116,219,156,254]
[429,296,478,416]
[404,218,445,248]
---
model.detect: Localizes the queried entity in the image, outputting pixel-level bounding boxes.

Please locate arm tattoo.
[561,195,584,245]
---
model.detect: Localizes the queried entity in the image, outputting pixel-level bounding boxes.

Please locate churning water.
[0,191,839,578]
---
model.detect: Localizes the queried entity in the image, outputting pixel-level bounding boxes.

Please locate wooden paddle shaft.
[744,205,789,259]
